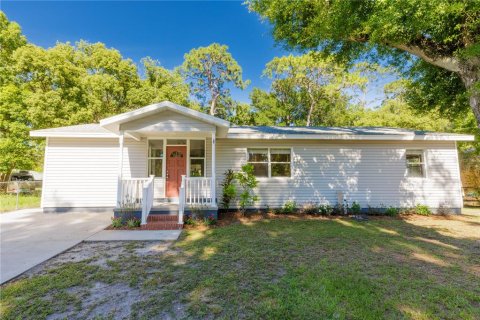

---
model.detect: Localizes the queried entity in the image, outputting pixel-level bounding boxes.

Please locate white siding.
[43,137,148,208]
[215,139,463,209]
[42,138,119,208]
[120,110,215,133]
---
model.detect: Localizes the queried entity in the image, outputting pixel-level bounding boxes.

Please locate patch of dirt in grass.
[9,241,178,320]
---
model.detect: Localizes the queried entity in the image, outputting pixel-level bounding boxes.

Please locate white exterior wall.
[215,139,463,209]
[42,137,146,208]
[42,137,463,210]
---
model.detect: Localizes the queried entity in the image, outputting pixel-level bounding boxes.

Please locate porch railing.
[141,176,155,225]
[185,177,214,206]
[178,175,186,224]
[119,178,150,206]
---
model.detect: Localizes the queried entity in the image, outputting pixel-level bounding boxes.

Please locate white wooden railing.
[141,176,155,225]
[119,178,150,207]
[178,175,186,224]
[186,177,214,205]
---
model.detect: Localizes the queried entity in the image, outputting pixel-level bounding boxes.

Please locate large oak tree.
[248,0,480,127]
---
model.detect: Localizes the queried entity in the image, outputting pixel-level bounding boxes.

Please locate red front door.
[166,146,187,198]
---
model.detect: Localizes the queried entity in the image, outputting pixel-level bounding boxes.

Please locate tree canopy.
[248,0,480,127]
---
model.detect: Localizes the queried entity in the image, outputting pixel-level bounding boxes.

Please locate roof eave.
[225,133,475,141]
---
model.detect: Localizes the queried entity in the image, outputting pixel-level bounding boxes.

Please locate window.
[148,140,163,177]
[248,149,269,177]
[247,148,291,178]
[406,150,425,178]
[190,140,205,177]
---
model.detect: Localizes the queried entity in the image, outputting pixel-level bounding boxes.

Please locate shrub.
[302,202,318,215]
[281,200,297,214]
[184,217,198,226]
[415,204,431,216]
[318,204,333,216]
[126,218,141,228]
[221,169,236,210]
[111,217,123,228]
[235,164,259,215]
[203,214,217,226]
[350,201,361,215]
[384,206,399,216]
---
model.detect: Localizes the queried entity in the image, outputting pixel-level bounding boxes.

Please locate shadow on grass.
[1,216,479,319]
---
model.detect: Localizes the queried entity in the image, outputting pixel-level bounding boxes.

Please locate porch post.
[116,131,125,207]
[211,131,216,206]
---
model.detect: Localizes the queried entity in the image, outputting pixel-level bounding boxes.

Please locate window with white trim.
[247,148,291,177]
[148,140,163,177]
[406,150,425,178]
[190,140,205,177]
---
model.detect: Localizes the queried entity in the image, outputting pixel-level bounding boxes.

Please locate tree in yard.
[248,0,480,127]
[180,43,249,117]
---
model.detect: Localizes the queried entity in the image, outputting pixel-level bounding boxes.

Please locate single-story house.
[31,101,474,228]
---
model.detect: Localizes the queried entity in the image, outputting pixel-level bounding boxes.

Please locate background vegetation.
[0,8,478,183]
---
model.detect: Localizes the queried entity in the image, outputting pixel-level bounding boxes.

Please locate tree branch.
[390,43,461,73]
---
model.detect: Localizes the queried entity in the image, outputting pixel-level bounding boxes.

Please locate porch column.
[116,131,124,206]
[211,131,216,206]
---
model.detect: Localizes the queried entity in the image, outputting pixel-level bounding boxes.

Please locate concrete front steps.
[141,214,183,230]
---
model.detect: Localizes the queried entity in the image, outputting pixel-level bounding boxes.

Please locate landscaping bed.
[1,211,479,319]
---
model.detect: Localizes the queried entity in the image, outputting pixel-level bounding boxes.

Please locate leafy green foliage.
[111,217,123,228]
[279,200,297,214]
[248,0,480,126]
[415,204,432,216]
[220,169,236,210]
[234,164,259,214]
[384,207,399,216]
[350,201,361,215]
[126,218,141,228]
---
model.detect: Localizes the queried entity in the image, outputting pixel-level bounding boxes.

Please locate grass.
[1,214,479,319]
[0,194,41,213]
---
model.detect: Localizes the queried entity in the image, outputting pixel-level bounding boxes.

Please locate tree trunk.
[209,94,219,116]
[306,102,315,126]
[459,65,480,128]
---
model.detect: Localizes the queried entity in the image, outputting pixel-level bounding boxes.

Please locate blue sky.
[2,1,391,106]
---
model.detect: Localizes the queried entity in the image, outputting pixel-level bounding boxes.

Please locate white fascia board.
[225,133,475,141]
[30,132,118,138]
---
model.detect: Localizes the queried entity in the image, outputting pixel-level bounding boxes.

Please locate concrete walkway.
[85,230,182,241]
[0,209,110,284]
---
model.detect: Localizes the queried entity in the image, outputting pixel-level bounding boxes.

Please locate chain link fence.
[0,181,42,212]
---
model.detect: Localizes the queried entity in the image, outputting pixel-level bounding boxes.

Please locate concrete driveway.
[0,209,110,284]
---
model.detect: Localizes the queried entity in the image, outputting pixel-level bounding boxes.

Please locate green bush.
[185,217,198,226]
[221,169,236,210]
[415,204,431,216]
[235,164,259,215]
[126,218,141,228]
[203,214,217,226]
[350,201,361,215]
[384,206,399,216]
[281,200,297,214]
[318,204,333,216]
[111,217,123,228]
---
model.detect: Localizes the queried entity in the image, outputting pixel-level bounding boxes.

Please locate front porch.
[104,103,229,229]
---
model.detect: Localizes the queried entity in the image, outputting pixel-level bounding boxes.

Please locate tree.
[258,53,365,126]
[128,57,190,107]
[248,0,480,127]
[181,43,249,117]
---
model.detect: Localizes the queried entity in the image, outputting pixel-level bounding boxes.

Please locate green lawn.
[0,194,41,213]
[1,214,479,319]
